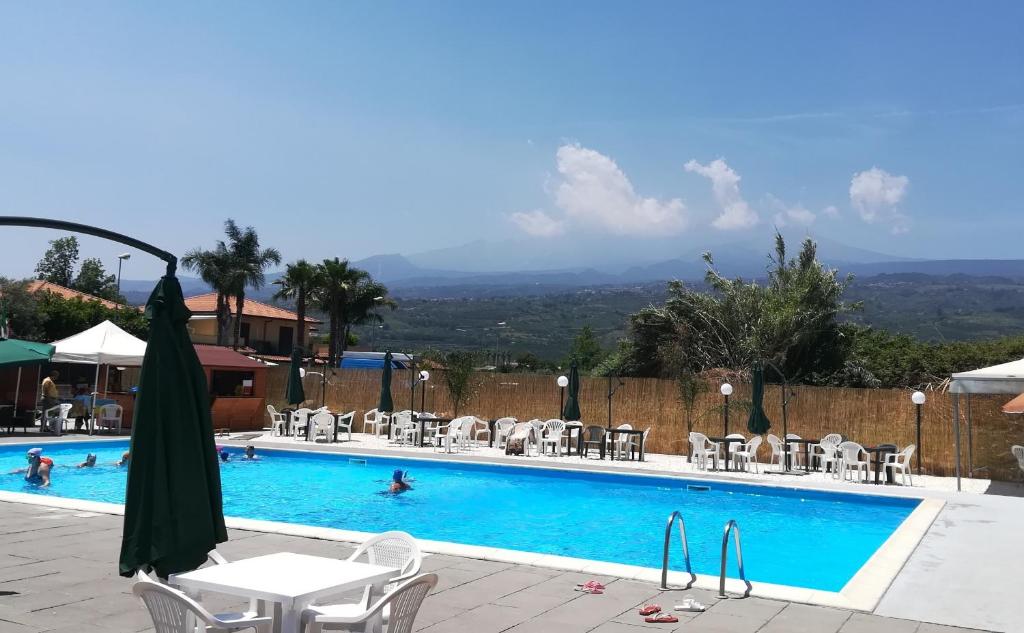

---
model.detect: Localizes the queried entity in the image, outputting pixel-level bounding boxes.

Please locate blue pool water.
[0,440,919,591]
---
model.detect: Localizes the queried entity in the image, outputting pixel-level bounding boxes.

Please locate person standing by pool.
[40,370,60,430]
[11,448,52,487]
[389,469,411,494]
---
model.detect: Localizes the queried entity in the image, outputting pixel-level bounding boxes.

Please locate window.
[209,370,255,397]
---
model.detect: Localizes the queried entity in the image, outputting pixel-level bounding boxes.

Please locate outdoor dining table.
[414,415,450,447]
[563,422,584,456]
[707,436,746,471]
[864,445,898,484]
[784,438,820,472]
[170,552,398,633]
[606,428,646,461]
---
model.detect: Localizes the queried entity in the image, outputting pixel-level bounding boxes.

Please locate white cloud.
[553,143,687,236]
[766,194,815,227]
[684,159,758,230]
[508,209,565,237]
[849,167,909,232]
[822,205,840,219]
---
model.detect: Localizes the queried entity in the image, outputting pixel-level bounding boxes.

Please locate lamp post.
[557,375,568,418]
[720,382,733,435]
[116,253,131,301]
[912,391,926,474]
[418,370,430,413]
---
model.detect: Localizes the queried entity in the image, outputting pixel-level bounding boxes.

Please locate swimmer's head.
[392,469,408,484]
[27,447,42,462]
[245,445,255,458]
[85,453,96,466]
[219,450,230,462]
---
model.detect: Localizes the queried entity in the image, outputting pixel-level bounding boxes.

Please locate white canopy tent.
[51,320,146,430]
[949,358,1024,491]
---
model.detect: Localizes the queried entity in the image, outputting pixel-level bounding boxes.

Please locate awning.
[193,344,268,370]
[51,320,146,366]
[950,358,1024,394]
[1002,393,1024,415]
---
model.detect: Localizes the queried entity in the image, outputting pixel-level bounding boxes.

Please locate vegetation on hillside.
[34,236,124,302]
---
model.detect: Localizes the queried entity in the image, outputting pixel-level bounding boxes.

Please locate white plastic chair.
[885,444,916,486]
[766,434,786,472]
[1013,445,1024,479]
[733,435,763,473]
[528,419,547,456]
[724,432,746,465]
[624,428,651,460]
[785,433,803,468]
[309,411,335,442]
[539,419,566,456]
[133,570,272,633]
[335,411,355,442]
[611,423,634,459]
[266,405,287,437]
[811,433,843,473]
[838,441,870,483]
[433,418,465,453]
[471,416,492,446]
[301,573,437,633]
[688,432,719,470]
[494,417,517,449]
[390,411,413,444]
[291,408,313,439]
[363,408,388,436]
[97,403,123,435]
[43,403,73,435]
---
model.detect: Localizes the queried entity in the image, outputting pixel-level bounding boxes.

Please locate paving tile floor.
[0,501,991,633]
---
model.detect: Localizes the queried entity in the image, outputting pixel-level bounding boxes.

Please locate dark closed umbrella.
[119,276,227,578]
[378,350,394,413]
[286,347,306,406]
[562,361,581,421]
[746,363,773,435]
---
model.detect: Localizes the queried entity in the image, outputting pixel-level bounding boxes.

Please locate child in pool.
[389,469,411,494]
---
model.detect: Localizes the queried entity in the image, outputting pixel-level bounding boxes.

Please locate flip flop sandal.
[573,585,604,594]
[644,614,679,623]
[638,605,661,616]
[674,598,707,612]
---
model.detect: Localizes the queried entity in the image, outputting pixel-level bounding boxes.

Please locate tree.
[181,244,236,346]
[313,258,394,365]
[35,236,79,287]
[442,350,479,416]
[222,220,281,350]
[73,258,120,301]
[35,292,148,341]
[568,325,606,372]
[0,278,43,340]
[273,260,320,353]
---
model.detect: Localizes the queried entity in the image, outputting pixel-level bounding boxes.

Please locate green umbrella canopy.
[0,338,54,368]
[746,363,773,435]
[378,350,394,413]
[119,275,227,578]
[285,347,306,406]
[562,361,582,421]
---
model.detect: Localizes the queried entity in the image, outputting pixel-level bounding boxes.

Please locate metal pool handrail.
[660,510,696,590]
[718,519,752,599]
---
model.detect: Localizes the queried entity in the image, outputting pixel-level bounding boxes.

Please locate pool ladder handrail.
[718,519,752,599]
[659,511,696,590]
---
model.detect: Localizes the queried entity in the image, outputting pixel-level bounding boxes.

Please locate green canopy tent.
[562,361,581,421]
[746,363,773,435]
[119,275,227,577]
[378,350,394,413]
[0,338,55,419]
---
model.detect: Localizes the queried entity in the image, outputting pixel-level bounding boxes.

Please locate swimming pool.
[0,440,920,592]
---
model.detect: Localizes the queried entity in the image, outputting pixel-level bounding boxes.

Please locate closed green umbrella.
[0,338,55,367]
[562,361,581,421]
[746,363,773,435]
[378,350,394,413]
[286,347,306,406]
[119,276,227,578]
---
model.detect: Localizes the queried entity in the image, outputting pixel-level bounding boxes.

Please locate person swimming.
[12,448,52,487]
[219,449,230,463]
[244,445,257,460]
[77,453,97,468]
[388,469,411,494]
[115,451,130,467]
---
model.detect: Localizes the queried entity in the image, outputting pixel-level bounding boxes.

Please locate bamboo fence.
[265,367,1024,481]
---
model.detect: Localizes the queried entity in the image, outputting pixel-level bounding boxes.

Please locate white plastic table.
[170,552,397,633]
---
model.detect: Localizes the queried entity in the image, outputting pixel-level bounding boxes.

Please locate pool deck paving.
[0,501,990,633]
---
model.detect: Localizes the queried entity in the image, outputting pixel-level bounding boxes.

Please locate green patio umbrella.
[746,363,773,435]
[0,338,55,368]
[285,347,306,406]
[378,350,394,413]
[119,275,227,578]
[562,361,581,421]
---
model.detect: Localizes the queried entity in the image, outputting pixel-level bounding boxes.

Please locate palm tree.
[344,278,396,354]
[181,244,235,346]
[222,220,281,350]
[314,258,367,366]
[273,259,319,353]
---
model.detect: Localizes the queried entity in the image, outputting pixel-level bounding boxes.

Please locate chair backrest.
[59,403,73,419]
[348,530,423,594]
[311,411,334,431]
[99,404,122,420]
[495,417,516,433]
[337,411,355,425]
[445,418,465,436]
[837,441,864,462]
[785,433,801,441]
[267,404,284,422]
[766,434,783,453]
[584,425,605,442]
[366,573,438,633]
[293,408,313,423]
[133,574,229,633]
[899,444,916,466]
[364,408,379,422]
[392,410,412,424]
[529,419,546,436]
[742,435,762,453]
[1012,445,1024,470]
[545,419,566,435]
[822,433,843,446]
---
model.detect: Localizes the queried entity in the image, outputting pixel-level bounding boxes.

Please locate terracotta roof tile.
[184,292,321,323]
[27,280,124,311]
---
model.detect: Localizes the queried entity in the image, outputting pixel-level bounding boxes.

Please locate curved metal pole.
[660,511,696,590]
[719,519,752,599]
[0,216,177,275]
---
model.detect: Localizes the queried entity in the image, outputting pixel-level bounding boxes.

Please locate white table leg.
[280,603,301,633]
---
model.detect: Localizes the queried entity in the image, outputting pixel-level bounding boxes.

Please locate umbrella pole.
[952,394,962,492]
[14,367,21,417]
[781,383,789,470]
[104,365,110,398]
[34,366,41,424]
[966,394,974,477]
[91,364,101,436]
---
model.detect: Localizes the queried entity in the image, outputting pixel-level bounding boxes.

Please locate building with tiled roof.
[184,292,321,356]
[27,280,123,310]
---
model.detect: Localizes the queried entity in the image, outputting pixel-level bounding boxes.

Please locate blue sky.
[1,2,1023,278]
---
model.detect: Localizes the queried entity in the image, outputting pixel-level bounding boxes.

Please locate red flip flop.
[644,614,679,624]
[638,605,661,616]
